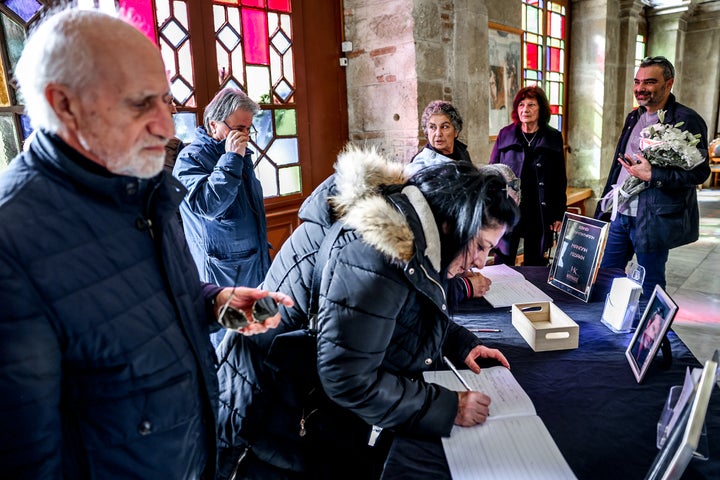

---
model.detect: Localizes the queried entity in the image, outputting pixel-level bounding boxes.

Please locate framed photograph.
[488,23,522,139]
[547,212,609,302]
[645,356,718,480]
[625,285,679,383]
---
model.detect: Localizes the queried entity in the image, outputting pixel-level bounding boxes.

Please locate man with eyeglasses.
[173,88,271,347]
[0,8,291,479]
[594,56,709,299]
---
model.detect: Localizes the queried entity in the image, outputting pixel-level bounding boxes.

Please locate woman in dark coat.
[215,146,519,479]
[490,86,567,266]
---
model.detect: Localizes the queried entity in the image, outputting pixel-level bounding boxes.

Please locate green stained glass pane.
[274,109,295,135]
[247,65,270,103]
[1,13,26,75]
[256,156,278,197]
[0,113,19,169]
[266,137,297,165]
[278,165,300,195]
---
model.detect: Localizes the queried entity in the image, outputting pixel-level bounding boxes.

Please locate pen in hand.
[443,356,472,391]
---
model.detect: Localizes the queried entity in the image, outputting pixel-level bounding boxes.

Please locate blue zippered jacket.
[173,126,270,288]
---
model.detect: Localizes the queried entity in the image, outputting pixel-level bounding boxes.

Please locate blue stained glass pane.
[5,0,41,22]
[252,109,274,150]
[20,114,32,139]
[173,112,197,144]
[266,137,297,166]
[274,78,292,102]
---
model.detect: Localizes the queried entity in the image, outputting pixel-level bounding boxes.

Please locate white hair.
[14,8,124,132]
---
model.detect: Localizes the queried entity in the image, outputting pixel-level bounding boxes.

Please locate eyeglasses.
[222,120,257,136]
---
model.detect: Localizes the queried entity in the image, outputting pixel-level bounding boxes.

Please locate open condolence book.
[424,367,577,480]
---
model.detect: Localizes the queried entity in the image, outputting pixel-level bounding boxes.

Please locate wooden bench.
[566,187,593,216]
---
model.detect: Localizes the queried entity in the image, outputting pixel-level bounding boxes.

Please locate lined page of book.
[425,366,577,480]
[474,264,553,308]
[425,367,535,419]
[442,416,577,480]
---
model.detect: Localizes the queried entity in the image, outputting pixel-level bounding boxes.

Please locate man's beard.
[106,151,165,179]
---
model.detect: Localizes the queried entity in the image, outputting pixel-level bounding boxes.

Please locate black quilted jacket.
[216,146,481,476]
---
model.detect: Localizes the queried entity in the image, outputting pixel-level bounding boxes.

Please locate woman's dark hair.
[511,86,552,126]
[409,161,519,270]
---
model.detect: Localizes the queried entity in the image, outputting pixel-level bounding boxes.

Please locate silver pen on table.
[443,356,472,391]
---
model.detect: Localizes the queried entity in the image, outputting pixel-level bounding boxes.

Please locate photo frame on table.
[547,212,609,302]
[645,356,718,480]
[488,22,522,139]
[625,285,679,383]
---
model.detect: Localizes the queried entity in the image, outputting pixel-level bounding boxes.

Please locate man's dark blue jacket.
[0,131,221,479]
[595,94,709,252]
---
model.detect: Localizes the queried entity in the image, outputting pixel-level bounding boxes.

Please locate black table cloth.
[391,267,719,480]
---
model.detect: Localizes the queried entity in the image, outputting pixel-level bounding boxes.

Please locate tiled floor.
[665,188,720,365]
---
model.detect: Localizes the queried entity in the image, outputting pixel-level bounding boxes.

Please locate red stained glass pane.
[550,105,559,114]
[268,0,291,12]
[526,43,539,70]
[243,8,269,65]
[241,0,264,6]
[119,0,157,45]
[549,47,561,72]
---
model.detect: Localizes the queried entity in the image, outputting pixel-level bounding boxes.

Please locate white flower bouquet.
[601,109,704,219]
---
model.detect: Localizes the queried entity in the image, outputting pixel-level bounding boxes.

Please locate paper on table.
[473,264,553,308]
[424,366,576,480]
[442,417,577,480]
[425,366,535,419]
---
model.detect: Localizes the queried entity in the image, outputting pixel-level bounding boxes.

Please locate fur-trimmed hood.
[300,145,442,271]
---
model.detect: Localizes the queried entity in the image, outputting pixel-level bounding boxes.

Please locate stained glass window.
[0,0,299,197]
[0,0,42,169]
[522,0,568,132]
[212,0,299,197]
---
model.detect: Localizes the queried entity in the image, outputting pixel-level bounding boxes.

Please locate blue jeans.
[600,214,668,299]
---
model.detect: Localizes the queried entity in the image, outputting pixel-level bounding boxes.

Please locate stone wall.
[343,0,521,165]
[342,0,720,199]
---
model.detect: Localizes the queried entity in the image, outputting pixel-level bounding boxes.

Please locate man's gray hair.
[15,8,124,132]
[203,88,260,131]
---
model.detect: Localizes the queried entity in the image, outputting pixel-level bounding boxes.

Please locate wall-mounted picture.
[488,23,522,138]
[625,285,679,383]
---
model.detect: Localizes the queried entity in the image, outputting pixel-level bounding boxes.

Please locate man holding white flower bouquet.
[595,56,710,299]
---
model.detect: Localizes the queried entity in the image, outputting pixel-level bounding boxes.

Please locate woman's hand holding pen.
[455,391,491,426]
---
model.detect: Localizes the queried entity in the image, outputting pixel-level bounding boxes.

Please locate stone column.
[567,0,645,213]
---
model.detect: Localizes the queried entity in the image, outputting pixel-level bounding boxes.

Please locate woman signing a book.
[214,147,519,480]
